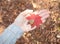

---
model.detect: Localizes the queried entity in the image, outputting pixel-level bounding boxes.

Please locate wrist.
[13,22,25,32]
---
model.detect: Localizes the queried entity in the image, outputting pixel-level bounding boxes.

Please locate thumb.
[31,26,36,31]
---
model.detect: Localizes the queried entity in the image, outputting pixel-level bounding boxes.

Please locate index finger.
[20,9,33,17]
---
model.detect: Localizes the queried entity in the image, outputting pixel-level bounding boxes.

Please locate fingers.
[27,24,36,31]
[42,20,46,23]
[41,14,49,23]
[20,9,33,17]
[39,9,50,17]
[38,9,50,23]
[31,26,36,30]
[24,20,29,25]
[24,19,36,31]
[41,14,49,20]
[39,9,50,14]
[15,9,33,22]
[27,25,36,30]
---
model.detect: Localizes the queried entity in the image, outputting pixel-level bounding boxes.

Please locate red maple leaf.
[26,14,42,27]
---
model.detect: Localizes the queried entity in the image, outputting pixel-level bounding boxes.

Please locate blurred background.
[0,0,60,44]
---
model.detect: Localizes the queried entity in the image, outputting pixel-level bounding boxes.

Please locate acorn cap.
[29,19,34,24]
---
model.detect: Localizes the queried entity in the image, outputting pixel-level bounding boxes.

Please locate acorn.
[29,19,34,24]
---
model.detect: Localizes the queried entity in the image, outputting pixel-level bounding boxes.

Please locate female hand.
[13,9,50,32]
[13,9,36,32]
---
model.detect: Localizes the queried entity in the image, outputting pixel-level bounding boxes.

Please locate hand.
[26,9,50,27]
[39,9,50,23]
[33,9,50,23]
[13,9,36,32]
[13,9,50,32]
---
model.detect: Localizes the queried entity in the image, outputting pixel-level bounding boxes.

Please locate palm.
[14,9,50,32]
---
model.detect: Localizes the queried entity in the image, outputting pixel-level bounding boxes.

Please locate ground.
[0,0,60,44]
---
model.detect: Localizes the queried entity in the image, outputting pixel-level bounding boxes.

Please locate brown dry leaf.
[0,0,60,44]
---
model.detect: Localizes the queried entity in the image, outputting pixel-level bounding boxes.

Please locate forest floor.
[0,0,60,44]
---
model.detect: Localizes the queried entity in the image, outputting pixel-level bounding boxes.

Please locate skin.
[0,9,50,34]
